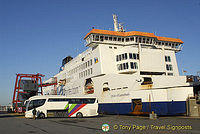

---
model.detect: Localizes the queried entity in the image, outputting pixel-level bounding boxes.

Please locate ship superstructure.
[43,15,194,115]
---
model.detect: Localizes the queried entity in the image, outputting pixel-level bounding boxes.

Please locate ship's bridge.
[84,29,183,52]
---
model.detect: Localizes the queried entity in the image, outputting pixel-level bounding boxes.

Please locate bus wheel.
[76,112,83,118]
[39,113,45,119]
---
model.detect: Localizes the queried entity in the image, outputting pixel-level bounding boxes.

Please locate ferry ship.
[43,15,195,115]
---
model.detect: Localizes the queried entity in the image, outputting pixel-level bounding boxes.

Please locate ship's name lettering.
[111,93,130,98]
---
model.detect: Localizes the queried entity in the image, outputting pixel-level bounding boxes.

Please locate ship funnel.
[113,14,119,31]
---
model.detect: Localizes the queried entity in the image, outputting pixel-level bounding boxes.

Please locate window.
[126,62,129,69]
[166,64,173,71]
[126,38,130,42]
[48,98,68,102]
[123,63,126,70]
[150,38,152,44]
[68,98,95,104]
[85,70,88,76]
[167,73,173,76]
[114,47,117,49]
[133,54,136,59]
[28,99,46,110]
[129,53,133,59]
[117,64,120,70]
[122,54,125,60]
[83,99,96,104]
[125,53,128,59]
[116,64,119,70]
[137,54,139,60]
[146,38,149,44]
[119,55,122,61]
[95,35,99,41]
[83,71,86,77]
[141,77,153,85]
[165,56,171,62]
[130,37,134,41]
[105,36,108,40]
[136,37,138,43]
[100,36,104,41]
[129,53,139,60]
[109,46,112,49]
[142,38,146,43]
[90,68,93,74]
[90,59,92,66]
[116,55,119,61]
[113,37,117,41]
[130,62,138,69]
[109,37,112,41]
[118,38,121,41]
[120,64,122,70]
[139,37,142,43]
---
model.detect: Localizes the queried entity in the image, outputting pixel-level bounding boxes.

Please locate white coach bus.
[25,95,98,118]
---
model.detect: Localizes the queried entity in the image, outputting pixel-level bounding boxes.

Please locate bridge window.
[130,37,134,41]
[95,35,99,41]
[105,36,108,40]
[136,37,138,42]
[100,36,104,41]
[139,37,142,43]
[126,38,130,42]
[146,38,149,44]
[142,38,146,43]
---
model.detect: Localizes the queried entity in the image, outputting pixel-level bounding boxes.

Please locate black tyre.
[76,112,83,118]
[39,113,45,119]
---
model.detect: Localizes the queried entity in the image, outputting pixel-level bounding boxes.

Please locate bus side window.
[83,99,95,104]
[69,99,76,104]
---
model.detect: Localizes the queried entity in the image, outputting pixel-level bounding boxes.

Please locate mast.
[113,14,119,31]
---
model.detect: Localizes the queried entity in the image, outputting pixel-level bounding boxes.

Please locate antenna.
[119,23,125,32]
[113,14,119,31]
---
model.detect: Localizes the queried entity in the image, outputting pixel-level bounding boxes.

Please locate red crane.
[12,73,44,112]
[12,73,58,113]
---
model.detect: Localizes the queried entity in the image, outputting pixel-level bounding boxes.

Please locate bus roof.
[27,95,97,100]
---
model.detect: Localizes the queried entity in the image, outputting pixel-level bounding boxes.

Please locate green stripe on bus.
[64,103,69,110]
[68,104,77,113]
